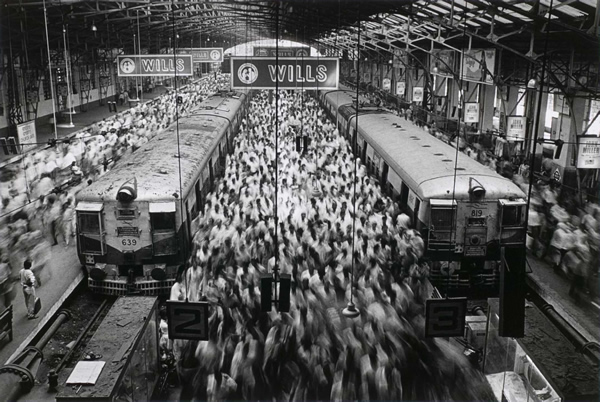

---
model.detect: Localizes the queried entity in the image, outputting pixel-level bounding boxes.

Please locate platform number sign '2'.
[425,297,467,337]
[166,301,209,340]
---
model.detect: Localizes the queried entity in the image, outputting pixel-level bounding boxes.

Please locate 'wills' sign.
[117,55,193,77]
[230,57,338,90]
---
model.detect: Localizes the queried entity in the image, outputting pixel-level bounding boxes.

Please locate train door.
[361,139,367,163]
[400,182,409,206]
[382,163,389,195]
[209,158,214,189]
[149,202,178,256]
[185,201,191,242]
[413,198,421,230]
[195,179,202,212]
[76,202,105,257]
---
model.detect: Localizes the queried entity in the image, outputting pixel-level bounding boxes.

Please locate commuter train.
[75,89,249,295]
[319,86,527,296]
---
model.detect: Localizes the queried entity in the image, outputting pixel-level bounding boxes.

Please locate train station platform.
[0,86,170,167]
[0,242,82,366]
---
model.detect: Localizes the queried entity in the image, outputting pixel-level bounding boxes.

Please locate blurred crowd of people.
[0,74,230,311]
[526,183,600,302]
[165,90,493,401]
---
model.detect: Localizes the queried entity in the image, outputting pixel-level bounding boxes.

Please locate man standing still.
[20,260,37,319]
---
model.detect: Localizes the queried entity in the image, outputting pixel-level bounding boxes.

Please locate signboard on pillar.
[117,55,193,76]
[464,102,480,123]
[430,49,455,77]
[16,121,37,153]
[382,78,391,91]
[412,86,424,102]
[230,57,339,90]
[396,81,405,96]
[166,300,209,340]
[177,48,224,63]
[577,136,600,169]
[461,49,495,85]
[506,116,526,141]
[425,297,467,337]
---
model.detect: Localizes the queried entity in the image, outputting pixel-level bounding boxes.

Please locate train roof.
[323,88,370,111]
[77,92,246,203]
[356,112,525,200]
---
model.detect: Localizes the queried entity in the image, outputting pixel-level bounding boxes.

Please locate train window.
[79,212,101,234]
[151,213,175,232]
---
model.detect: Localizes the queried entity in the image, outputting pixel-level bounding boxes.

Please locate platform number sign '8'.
[425,298,467,337]
[166,301,209,340]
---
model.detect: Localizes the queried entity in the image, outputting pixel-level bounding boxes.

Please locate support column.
[480,83,496,131]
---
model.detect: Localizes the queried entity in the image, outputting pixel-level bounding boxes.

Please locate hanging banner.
[430,49,455,77]
[230,57,338,90]
[253,47,310,57]
[177,48,224,63]
[412,86,424,102]
[506,116,526,141]
[464,102,480,123]
[577,136,600,169]
[461,49,495,85]
[17,121,37,153]
[396,81,406,96]
[117,55,193,77]
[382,78,391,91]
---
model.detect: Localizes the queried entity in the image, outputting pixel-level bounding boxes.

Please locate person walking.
[19,260,37,319]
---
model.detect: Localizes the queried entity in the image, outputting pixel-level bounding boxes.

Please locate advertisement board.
[177,48,224,63]
[431,49,455,77]
[412,86,424,102]
[382,78,391,91]
[17,121,37,153]
[230,57,338,90]
[464,102,480,123]
[396,81,405,96]
[253,47,310,57]
[117,55,193,76]
[577,136,600,169]
[506,116,526,141]
[461,49,496,85]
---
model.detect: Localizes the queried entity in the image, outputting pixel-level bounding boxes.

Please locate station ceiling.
[2,0,599,75]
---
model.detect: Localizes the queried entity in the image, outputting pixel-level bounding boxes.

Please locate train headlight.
[151,264,167,281]
[90,266,107,281]
[470,235,481,245]
[116,179,137,203]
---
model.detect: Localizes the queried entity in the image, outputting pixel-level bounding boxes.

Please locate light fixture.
[91,22,97,32]
[527,78,537,89]
[433,66,439,74]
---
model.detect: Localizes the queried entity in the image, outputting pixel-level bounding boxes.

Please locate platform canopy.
[1,0,598,91]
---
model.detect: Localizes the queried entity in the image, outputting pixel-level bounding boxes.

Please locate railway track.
[32,284,116,386]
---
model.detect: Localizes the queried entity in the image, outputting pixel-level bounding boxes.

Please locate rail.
[0,306,13,345]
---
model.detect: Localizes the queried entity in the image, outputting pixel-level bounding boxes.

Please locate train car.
[75,90,249,295]
[320,87,527,296]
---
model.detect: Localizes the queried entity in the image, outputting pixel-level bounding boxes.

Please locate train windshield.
[79,213,101,233]
[501,205,524,226]
[151,212,175,232]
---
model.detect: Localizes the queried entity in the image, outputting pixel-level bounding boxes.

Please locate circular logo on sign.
[210,50,221,61]
[120,57,136,74]
[238,63,258,85]
[296,49,309,57]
